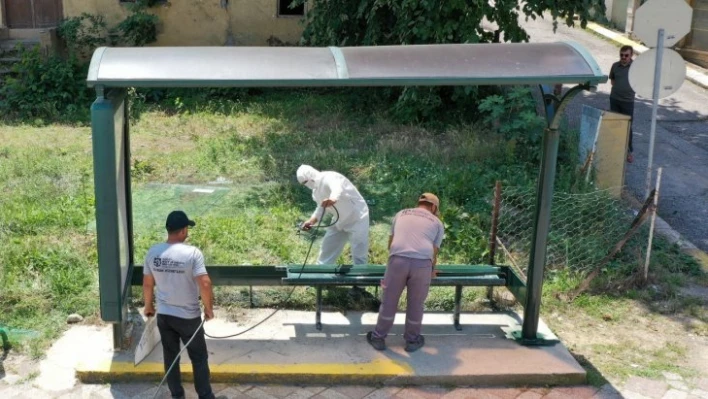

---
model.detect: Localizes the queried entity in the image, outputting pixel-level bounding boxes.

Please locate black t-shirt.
[610,61,635,102]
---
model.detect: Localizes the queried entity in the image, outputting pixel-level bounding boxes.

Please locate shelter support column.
[515,84,587,345]
[91,87,132,349]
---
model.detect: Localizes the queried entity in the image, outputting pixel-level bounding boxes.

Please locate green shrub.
[0,46,91,121]
[115,9,159,47]
[478,87,547,163]
[57,13,111,59]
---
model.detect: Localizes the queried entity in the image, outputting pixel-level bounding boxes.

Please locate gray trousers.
[373,255,432,342]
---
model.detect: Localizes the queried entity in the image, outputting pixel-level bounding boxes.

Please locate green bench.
[131,264,524,331]
[280,264,509,331]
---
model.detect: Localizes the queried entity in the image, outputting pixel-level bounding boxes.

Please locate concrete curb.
[75,360,586,386]
[586,22,708,91]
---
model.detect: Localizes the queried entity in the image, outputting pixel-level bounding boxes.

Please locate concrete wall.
[610,0,629,31]
[689,0,708,51]
[62,0,307,46]
[0,0,5,29]
[605,0,614,20]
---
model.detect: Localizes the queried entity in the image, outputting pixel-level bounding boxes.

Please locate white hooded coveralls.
[297,165,370,265]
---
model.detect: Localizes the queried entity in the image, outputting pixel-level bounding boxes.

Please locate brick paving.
[10,371,708,399]
[2,380,706,399]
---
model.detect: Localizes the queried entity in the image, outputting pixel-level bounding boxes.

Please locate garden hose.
[152,205,339,398]
[152,317,206,399]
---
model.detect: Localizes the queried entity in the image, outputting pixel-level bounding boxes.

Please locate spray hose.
[152,205,338,398]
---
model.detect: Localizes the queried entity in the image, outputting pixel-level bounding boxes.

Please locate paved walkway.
[520,15,708,253]
[2,379,708,398]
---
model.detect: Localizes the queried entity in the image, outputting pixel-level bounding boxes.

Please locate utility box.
[579,106,631,198]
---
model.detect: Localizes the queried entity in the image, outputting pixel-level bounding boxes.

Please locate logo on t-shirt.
[400,208,438,223]
[152,257,186,274]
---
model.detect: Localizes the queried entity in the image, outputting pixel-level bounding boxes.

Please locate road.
[520,15,708,252]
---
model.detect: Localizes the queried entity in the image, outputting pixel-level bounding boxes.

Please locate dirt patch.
[544,282,708,386]
[0,353,40,384]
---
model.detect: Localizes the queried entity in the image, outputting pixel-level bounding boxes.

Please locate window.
[278,0,305,17]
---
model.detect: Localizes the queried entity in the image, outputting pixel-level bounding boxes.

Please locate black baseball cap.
[165,210,196,231]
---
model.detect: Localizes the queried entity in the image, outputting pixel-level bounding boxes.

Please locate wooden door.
[5,0,63,29]
[5,0,34,28]
[33,0,63,28]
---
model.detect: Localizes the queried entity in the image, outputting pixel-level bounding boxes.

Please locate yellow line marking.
[586,23,645,48]
[77,358,413,377]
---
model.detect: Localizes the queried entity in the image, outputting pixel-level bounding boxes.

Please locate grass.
[589,341,695,381]
[1,89,529,356]
[0,88,705,391]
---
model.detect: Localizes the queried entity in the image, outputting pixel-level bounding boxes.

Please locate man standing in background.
[609,45,637,163]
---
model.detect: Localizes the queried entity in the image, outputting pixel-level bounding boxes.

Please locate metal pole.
[643,167,662,283]
[521,127,560,340]
[645,28,665,198]
[488,181,502,265]
[521,84,585,343]
[487,181,502,300]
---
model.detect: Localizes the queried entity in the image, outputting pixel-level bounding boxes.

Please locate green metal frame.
[128,264,512,331]
[88,43,607,348]
[514,84,589,345]
[0,327,9,353]
[91,88,133,348]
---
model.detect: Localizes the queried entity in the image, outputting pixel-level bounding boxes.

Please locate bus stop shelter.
[86,42,606,349]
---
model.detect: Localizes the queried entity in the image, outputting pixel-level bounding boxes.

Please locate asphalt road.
[519,15,708,252]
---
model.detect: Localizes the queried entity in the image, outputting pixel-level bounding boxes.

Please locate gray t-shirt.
[389,208,445,261]
[144,242,208,319]
[610,61,635,102]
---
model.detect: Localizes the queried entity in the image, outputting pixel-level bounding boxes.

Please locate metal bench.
[132,264,524,331]
[280,264,509,331]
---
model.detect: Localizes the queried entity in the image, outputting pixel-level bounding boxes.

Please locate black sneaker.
[366,331,386,351]
[405,335,425,352]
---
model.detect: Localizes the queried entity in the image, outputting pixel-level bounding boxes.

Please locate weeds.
[0,89,703,379]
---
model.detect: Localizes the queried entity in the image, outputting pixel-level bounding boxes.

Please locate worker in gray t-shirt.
[143,211,217,399]
[367,193,445,353]
[609,45,636,163]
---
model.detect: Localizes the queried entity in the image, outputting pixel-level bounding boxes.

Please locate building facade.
[0,0,308,46]
[607,0,708,68]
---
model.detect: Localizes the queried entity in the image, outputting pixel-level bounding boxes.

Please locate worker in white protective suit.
[296,165,370,265]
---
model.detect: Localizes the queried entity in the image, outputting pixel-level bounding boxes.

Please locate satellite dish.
[628,49,686,99]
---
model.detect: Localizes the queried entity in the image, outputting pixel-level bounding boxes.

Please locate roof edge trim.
[564,41,605,80]
[328,46,349,79]
[87,47,108,87]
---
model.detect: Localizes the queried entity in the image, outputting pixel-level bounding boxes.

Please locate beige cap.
[418,192,439,208]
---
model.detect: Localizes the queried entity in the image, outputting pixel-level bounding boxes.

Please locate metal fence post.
[643,167,662,282]
[487,181,502,300]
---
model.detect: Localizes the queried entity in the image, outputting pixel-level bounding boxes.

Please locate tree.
[298,0,604,47]
[293,0,605,123]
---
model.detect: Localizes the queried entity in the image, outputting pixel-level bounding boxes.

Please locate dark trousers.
[157,314,214,399]
[610,98,634,153]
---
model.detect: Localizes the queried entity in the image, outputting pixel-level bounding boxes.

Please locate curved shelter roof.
[86,42,606,88]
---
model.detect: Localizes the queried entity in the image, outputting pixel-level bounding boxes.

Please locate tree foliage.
[298,0,605,46]
[293,0,605,123]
